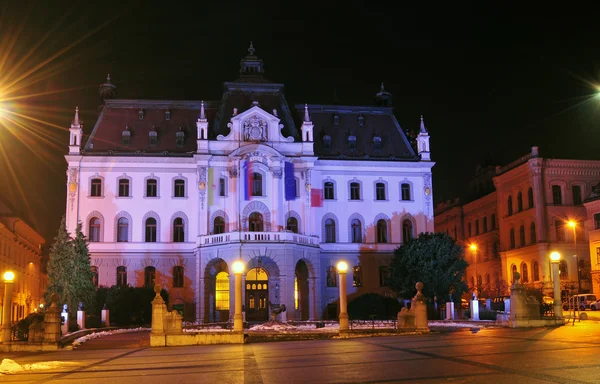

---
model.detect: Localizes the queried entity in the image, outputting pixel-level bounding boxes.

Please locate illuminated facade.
[0,199,46,323]
[64,44,434,322]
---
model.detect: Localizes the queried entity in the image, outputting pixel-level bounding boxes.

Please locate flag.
[208,167,214,206]
[284,162,295,201]
[311,189,323,207]
[244,162,252,200]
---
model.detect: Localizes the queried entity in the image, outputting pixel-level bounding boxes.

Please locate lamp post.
[2,271,15,343]
[470,244,478,299]
[550,252,563,319]
[567,221,581,293]
[232,260,245,332]
[337,261,349,331]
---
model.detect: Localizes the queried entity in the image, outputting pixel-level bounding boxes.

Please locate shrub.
[14,312,44,340]
[347,293,400,320]
[479,309,497,321]
[98,285,169,326]
[68,322,80,333]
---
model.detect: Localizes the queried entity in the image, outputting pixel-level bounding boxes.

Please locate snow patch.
[0,359,80,374]
[72,327,150,348]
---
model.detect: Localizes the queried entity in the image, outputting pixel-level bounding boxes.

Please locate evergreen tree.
[389,232,468,303]
[71,221,96,312]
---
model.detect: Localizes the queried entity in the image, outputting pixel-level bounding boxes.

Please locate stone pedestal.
[471,299,480,320]
[445,302,455,320]
[486,299,492,311]
[412,282,429,331]
[43,294,61,343]
[60,311,69,335]
[101,309,110,327]
[77,310,85,330]
[504,298,511,314]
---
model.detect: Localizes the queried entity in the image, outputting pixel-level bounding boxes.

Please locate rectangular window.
[118,179,129,197]
[376,183,386,200]
[401,183,411,201]
[491,214,496,230]
[475,220,479,236]
[350,182,361,200]
[326,266,337,287]
[91,178,102,197]
[483,217,488,232]
[324,182,335,200]
[468,222,472,237]
[552,185,562,205]
[146,179,157,197]
[173,266,184,288]
[595,213,600,230]
[174,179,185,197]
[219,178,226,197]
[572,185,582,205]
[352,266,363,287]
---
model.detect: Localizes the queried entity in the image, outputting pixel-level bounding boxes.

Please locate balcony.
[198,231,320,248]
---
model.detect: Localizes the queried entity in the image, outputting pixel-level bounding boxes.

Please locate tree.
[44,216,95,316]
[389,232,468,303]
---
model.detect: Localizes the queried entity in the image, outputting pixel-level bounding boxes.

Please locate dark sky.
[2,1,600,244]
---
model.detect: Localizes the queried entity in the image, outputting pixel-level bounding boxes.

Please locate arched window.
[559,260,568,280]
[376,219,387,243]
[117,217,129,242]
[528,187,534,208]
[214,217,225,234]
[485,273,491,288]
[511,264,517,283]
[252,173,262,196]
[517,192,523,212]
[89,217,101,242]
[402,220,413,243]
[519,225,525,247]
[351,219,362,243]
[533,261,539,281]
[117,266,127,287]
[173,266,184,288]
[507,196,513,216]
[521,263,529,283]
[287,217,298,233]
[325,219,336,243]
[144,266,156,288]
[249,212,264,232]
[91,266,99,287]
[173,218,184,242]
[145,217,157,242]
[530,222,537,244]
[509,228,515,249]
[215,272,229,310]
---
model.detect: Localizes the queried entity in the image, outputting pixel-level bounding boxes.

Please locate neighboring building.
[583,183,600,297]
[0,198,46,323]
[64,44,435,322]
[435,146,600,298]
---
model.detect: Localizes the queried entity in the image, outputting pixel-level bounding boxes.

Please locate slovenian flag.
[311,189,323,207]
[284,162,295,200]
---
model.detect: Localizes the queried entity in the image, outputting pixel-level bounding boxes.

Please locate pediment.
[217,105,294,143]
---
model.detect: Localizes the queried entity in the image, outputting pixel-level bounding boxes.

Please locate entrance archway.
[245,267,269,321]
[295,260,309,320]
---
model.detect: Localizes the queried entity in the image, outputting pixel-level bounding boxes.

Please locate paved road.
[3,324,600,383]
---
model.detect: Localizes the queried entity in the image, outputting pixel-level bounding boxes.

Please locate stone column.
[101,308,110,327]
[413,282,429,331]
[43,294,61,344]
[1,278,14,343]
[77,309,85,330]
[337,262,349,332]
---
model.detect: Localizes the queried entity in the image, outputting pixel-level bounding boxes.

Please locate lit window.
[215,272,230,310]
[294,275,299,310]
[352,266,362,287]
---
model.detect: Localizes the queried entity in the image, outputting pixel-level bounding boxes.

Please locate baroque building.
[64,44,434,322]
[0,198,46,323]
[435,146,600,298]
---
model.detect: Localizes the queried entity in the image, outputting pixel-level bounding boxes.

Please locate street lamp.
[470,244,478,299]
[232,260,245,332]
[567,220,581,293]
[550,252,563,319]
[2,271,15,343]
[337,261,349,331]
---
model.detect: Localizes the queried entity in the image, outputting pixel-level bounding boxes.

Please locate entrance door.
[245,267,269,321]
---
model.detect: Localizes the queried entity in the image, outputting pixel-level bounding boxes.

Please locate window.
[528,187,534,208]
[91,266,99,287]
[533,261,539,281]
[165,110,171,120]
[89,218,101,242]
[348,136,356,150]
[519,225,525,247]
[219,178,226,197]
[215,272,229,310]
[401,183,411,201]
[118,179,130,197]
[509,228,515,249]
[324,182,335,200]
[468,222,472,237]
[252,173,262,196]
[117,266,127,287]
[174,179,185,197]
[375,183,386,200]
[323,135,331,150]
[350,182,361,200]
[122,131,131,146]
[145,217,157,242]
[530,222,536,244]
[173,218,184,242]
[521,263,528,283]
[214,217,225,234]
[517,192,523,212]
[144,266,156,288]
[595,213,600,230]
[475,220,480,235]
[555,220,565,241]
[286,217,298,233]
[402,220,413,243]
[146,179,157,197]
[249,212,263,232]
[325,219,336,243]
[379,266,390,287]
[175,130,185,148]
[173,266,184,288]
[91,178,102,197]
[352,266,363,287]
[572,185,582,205]
[511,264,517,283]
[149,131,157,146]
[117,217,129,242]
[326,266,337,287]
[294,275,299,310]
[507,196,513,215]
[376,219,387,243]
[552,185,562,205]
[483,217,488,233]
[597,247,600,266]
[491,214,496,230]
[351,219,362,243]
[559,260,568,280]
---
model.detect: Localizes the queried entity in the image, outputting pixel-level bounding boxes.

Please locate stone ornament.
[243,115,267,141]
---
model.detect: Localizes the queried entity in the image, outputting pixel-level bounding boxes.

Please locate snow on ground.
[0,359,81,374]
[71,327,150,348]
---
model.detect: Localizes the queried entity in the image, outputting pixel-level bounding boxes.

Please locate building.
[435,146,600,298]
[0,198,46,323]
[64,44,434,322]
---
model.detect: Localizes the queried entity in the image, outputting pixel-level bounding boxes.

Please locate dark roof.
[84,100,217,155]
[300,105,417,160]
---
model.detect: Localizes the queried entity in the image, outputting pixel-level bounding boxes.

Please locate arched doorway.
[245,267,269,321]
[204,258,229,323]
[295,260,309,320]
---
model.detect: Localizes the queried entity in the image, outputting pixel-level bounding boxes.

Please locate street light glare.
[567,220,576,228]
[550,252,561,262]
[3,271,15,282]
[337,261,348,272]
[469,244,477,251]
[232,260,245,274]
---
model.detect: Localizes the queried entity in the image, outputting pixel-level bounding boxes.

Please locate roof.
[584,181,600,204]
[300,104,417,160]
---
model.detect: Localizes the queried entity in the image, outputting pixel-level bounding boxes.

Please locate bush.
[98,285,169,326]
[68,322,80,333]
[86,314,101,328]
[479,309,497,321]
[14,312,44,340]
[348,293,400,320]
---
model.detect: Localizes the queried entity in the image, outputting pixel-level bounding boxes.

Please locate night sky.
[2,2,600,244]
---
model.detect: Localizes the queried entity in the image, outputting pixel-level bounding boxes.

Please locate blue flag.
[284,162,295,200]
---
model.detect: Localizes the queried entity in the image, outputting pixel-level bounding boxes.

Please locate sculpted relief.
[243,115,267,141]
